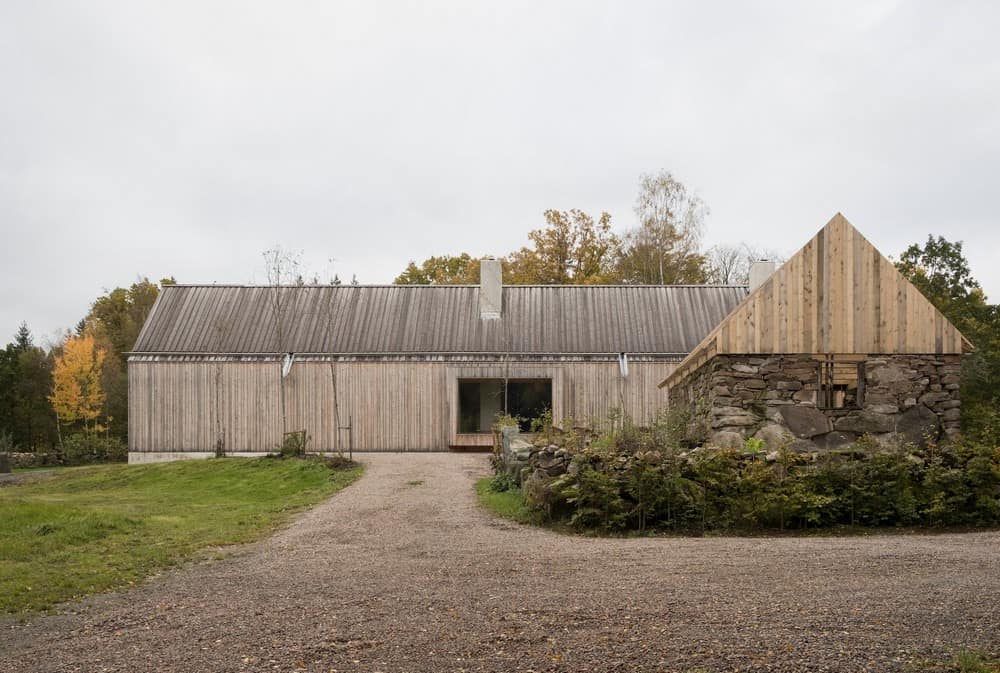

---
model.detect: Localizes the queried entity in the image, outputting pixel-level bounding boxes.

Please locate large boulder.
[752,423,795,448]
[895,405,941,448]
[709,431,745,449]
[779,406,832,438]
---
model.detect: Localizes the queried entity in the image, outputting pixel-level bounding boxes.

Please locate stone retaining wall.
[671,354,962,451]
[0,451,60,469]
[499,425,571,485]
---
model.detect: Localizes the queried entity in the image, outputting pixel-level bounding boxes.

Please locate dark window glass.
[457,379,552,433]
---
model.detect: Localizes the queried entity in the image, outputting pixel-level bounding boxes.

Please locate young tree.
[50,334,106,435]
[262,247,305,437]
[505,209,621,284]
[618,171,709,284]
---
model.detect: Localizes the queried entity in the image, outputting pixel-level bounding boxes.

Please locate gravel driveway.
[2,453,998,672]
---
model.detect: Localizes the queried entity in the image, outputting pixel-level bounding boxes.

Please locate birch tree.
[50,334,106,435]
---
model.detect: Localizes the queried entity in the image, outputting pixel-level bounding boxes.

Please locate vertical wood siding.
[664,214,971,389]
[130,360,678,453]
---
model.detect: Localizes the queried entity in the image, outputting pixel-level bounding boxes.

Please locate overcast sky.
[1,1,998,345]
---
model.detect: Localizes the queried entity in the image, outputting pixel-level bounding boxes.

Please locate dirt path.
[2,453,998,672]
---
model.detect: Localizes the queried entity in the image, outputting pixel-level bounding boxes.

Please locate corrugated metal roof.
[132,284,748,355]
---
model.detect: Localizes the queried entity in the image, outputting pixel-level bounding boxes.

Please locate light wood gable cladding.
[660,213,973,390]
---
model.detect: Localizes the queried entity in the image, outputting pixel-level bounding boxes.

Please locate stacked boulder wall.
[499,425,571,485]
[671,354,960,452]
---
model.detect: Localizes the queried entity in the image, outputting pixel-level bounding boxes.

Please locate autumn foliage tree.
[504,209,621,284]
[50,334,107,436]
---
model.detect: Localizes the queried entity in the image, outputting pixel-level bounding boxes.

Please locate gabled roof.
[132,284,748,356]
[661,213,973,389]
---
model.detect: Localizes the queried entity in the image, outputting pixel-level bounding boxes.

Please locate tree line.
[0,278,173,458]
[394,171,779,286]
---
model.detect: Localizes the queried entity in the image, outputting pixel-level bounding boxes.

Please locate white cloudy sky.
[1,1,998,344]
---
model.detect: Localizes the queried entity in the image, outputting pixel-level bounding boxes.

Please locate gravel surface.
[2,453,998,672]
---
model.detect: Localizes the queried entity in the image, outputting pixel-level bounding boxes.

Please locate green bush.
[503,422,1000,533]
[565,465,627,531]
[278,431,308,457]
[61,434,127,465]
[488,472,517,493]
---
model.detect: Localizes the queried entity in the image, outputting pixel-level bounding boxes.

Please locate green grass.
[951,648,1000,673]
[0,457,363,613]
[913,648,1000,672]
[475,477,535,524]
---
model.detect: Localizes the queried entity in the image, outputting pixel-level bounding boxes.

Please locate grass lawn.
[475,477,535,525]
[0,457,363,613]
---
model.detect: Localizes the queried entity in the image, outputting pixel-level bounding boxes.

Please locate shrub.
[312,453,357,471]
[508,420,1000,533]
[624,455,669,532]
[278,431,308,457]
[650,404,707,451]
[61,434,127,465]
[566,465,627,531]
[488,472,517,493]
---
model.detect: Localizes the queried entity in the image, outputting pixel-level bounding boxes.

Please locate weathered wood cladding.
[129,359,678,453]
[662,214,972,389]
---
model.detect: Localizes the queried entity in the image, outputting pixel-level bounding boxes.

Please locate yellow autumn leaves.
[49,334,106,432]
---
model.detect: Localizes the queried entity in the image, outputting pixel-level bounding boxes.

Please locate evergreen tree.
[14,322,31,352]
[0,343,19,445]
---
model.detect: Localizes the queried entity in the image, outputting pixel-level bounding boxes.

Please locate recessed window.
[817,356,865,409]
[457,379,552,433]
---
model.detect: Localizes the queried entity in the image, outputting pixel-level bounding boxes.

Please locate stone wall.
[0,451,60,470]
[671,354,962,452]
[499,425,571,485]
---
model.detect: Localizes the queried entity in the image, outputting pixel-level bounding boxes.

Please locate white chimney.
[479,257,502,320]
[749,259,776,292]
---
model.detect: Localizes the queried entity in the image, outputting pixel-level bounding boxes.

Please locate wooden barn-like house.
[127,258,745,462]
[128,214,970,463]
